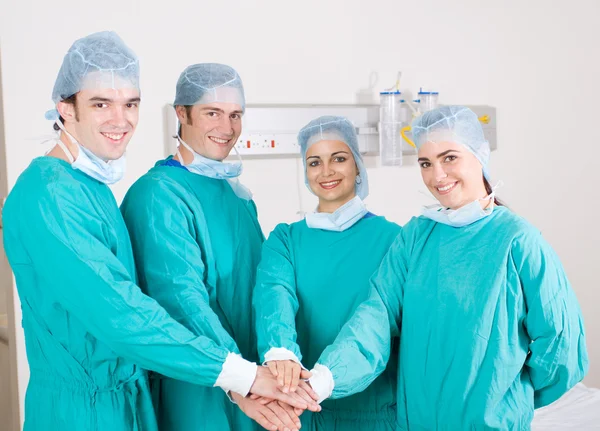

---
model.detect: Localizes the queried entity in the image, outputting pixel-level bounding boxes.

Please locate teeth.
[437,183,455,192]
[321,181,340,187]
[210,137,229,144]
[102,132,124,140]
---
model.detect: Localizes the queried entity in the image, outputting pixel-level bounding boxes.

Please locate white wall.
[1,0,599,424]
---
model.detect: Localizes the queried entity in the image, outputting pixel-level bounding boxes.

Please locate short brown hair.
[177,105,194,135]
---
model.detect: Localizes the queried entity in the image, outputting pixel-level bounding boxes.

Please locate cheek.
[126,110,140,126]
[455,164,480,188]
[233,122,242,135]
[420,169,433,184]
[93,111,117,126]
[342,164,357,181]
[305,168,321,185]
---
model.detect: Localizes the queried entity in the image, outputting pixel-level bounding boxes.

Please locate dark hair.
[53,94,78,131]
[176,105,194,136]
[483,176,503,206]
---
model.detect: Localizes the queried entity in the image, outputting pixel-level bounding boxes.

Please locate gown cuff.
[308,363,335,403]
[214,352,258,397]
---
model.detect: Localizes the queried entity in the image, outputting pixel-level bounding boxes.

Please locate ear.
[175,105,188,124]
[57,100,77,123]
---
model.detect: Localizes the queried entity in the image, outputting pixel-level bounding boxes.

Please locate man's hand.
[231,392,301,431]
[249,366,321,412]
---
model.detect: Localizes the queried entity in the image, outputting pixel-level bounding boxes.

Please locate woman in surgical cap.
[308,106,588,429]
[253,116,401,430]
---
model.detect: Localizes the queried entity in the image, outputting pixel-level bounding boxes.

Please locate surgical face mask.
[54,120,126,185]
[305,196,368,232]
[176,136,252,200]
[421,191,496,228]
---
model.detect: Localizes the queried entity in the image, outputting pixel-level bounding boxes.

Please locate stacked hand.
[233,363,321,430]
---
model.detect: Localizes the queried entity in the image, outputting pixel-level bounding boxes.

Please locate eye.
[126,102,139,108]
[333,156,347,163]
[230,113,241,120]
[95,103,108,108]
[419,162,431,168]
[207,111,220,118]
[444,155,457,162]
[308,160,320,167]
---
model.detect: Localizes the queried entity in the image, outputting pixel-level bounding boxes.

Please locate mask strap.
[56,140,75,163]
[176,134,242,167]
[231,144,243,165]
[482,180,504,202]
[54,118,79,146]
[53,119,76,163]
[175,135,193,165]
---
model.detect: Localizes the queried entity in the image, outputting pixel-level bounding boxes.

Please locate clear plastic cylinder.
[379,91,406,166]
[418,92,439,113]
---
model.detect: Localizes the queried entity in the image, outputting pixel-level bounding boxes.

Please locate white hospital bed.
[532,383,600,430]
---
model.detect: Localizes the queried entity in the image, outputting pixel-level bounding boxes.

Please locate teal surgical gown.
[253,215,401,430]
[120,158,264,431]
[2,158,242,431]
[317,206,588,430]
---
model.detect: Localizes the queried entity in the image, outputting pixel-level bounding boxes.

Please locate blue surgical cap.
[412,106,491,180]
[51,31,139,104]
[173,63,245,110]
[297,115,369,200]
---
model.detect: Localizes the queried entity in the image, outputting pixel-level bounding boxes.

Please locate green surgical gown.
[253,215,401,430]
[2,158,239,431]
[318,206,588,430]
[120,158,264,431]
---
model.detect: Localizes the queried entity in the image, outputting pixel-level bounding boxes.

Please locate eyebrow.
[331,151,350,156]
[306,150,350,160]
[199,107,224,114]
[198,107,243,116]
[417,149,459,162]
[87,97,141,103]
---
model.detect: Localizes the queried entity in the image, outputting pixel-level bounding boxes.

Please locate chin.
[103,149,127,161]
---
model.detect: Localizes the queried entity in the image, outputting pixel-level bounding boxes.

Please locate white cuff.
[308,364,334,403]
[214,352,258,397]
[263,347,307,370]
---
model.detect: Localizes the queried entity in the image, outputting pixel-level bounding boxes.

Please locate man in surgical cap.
[121,63,319,431]
[2,34,310,431]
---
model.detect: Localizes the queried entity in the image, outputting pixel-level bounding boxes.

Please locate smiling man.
[2,35,311,431]
[121,63,316,431]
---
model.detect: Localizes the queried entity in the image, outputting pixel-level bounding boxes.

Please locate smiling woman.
[308,105,588,430]
[253,115,401,431]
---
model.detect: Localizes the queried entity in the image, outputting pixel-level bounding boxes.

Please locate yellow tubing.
[401,125,416,148]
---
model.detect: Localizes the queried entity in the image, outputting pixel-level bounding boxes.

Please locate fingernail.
[283,387,289,393]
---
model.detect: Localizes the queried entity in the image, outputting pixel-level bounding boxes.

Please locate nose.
[321,161,335,177]
[110,105,128,129]
[217,115,234,136]
[433,164,448,183]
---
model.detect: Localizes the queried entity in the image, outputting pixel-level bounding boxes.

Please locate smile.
[101,132,126,142]
[320,180,341,190]
[209,136,231,145]
[436,182,457,195]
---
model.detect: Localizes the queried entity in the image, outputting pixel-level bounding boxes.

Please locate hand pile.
[231,360,320,431]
